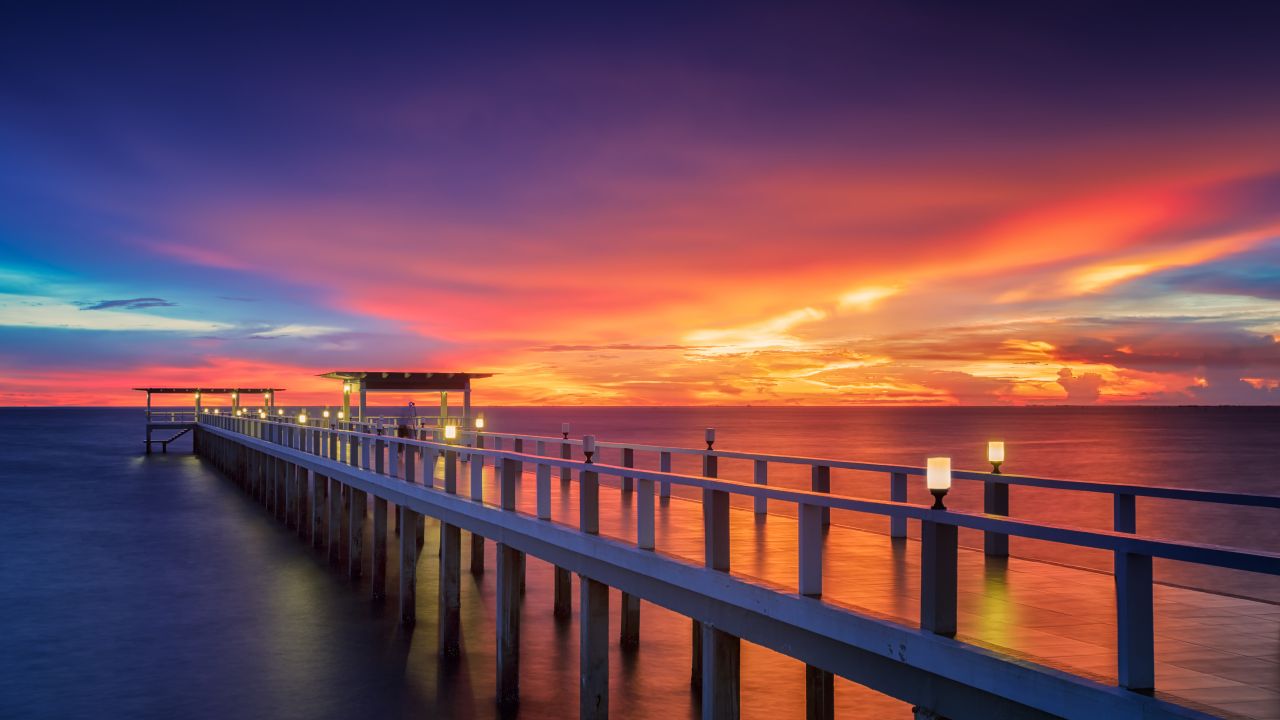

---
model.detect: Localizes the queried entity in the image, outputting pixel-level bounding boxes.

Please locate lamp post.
[583,435,596,464]
[926,457,951,510]
[988,441,1005,474]
[561,422,570,440]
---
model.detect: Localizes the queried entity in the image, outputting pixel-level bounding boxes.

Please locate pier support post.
[311,474,326,549]
[580,576,609,720]
[497,542,522,707]
[372,497,387,600]
[620,592,640,649]
[805,665,834,720]
[983,481,1009,557]
[439,521,461,657]
[328,478,343,566]
[554,566,572,619]
[348,488,365,580]
[701,625,741,720]
[399,506,419,625]
[920,519,958,638]
[1116,551,1155,692]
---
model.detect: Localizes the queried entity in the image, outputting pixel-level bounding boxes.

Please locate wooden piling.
[580,577,609,720]
[372,497,387,600]
[702,626,741,719]
[328,478,343,566]
[806,665,834,720]
[554,566,572,619]
[348,488,366,580]
[620,592,640,649]
[399,506,419,625]
[439,521,461,656]
[497,542,522,707]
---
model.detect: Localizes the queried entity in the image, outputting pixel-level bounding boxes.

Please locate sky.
[2,1,1280,406]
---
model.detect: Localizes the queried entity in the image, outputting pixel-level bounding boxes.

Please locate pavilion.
[316,371,493,426]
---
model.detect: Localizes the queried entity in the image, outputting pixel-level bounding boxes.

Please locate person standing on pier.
[398,401,417,438]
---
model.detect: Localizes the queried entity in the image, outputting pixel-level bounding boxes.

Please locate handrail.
[211,415,1280,574]
[459,429,1280,509]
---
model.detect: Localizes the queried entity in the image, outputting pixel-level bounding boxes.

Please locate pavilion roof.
[317,371,492,392]
[132,388,284,394]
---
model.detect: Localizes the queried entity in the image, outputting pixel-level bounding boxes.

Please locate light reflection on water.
[0,407,1275,719]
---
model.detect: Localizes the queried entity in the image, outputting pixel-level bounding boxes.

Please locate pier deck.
[194,417,1280,719]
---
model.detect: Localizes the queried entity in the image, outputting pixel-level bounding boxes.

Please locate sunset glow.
[2,4,1279,406]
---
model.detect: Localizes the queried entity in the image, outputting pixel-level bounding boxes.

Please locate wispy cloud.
[81,297,176,311]
[0,294,227,333]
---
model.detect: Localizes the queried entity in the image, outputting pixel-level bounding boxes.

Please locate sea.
[0,406,1276,718]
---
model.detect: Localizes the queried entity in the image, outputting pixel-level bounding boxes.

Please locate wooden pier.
[186,408,1279,720]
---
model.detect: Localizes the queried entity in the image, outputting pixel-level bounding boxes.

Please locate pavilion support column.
[806,665,834,720]
[348,488,366,580]
[399,506,419,625]
[372,497,387,600]
[580,576,609,720]
[438,521,461,657]
[496,542,522,708]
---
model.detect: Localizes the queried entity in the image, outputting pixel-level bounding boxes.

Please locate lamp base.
[991,462,1003,475]
[930,489,948,510]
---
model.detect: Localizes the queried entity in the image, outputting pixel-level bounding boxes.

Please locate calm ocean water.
[1,406,1276,718]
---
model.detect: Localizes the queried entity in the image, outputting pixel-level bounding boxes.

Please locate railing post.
[798,503,823,597]
[811,465,831,529]
[1116,550,1155,691]
[443,449,458,494]
[660,451,673,499]
[536,464,551,519]
[920,516,958,638]
[753,460,767,516]
[501,456,518,511]
[622,447,635,492]
[984,479,1009,557]
[1114,493,1137,533]
[637,474,655,550]
[890,472,907,539]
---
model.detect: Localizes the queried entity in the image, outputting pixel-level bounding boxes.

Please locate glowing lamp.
[926,457,951,510]
[582,435,596,463]
[259,410,266,419]
[987,441,1005,474]
[444,425,458,440]
[298,413,307,424]
[561,422,570,439]
[475,416,485,429]
[705,427,716,450]
[213,408,220,414]
[343,381,352,393]
[337,411,344,419]
[278,408,284,416]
